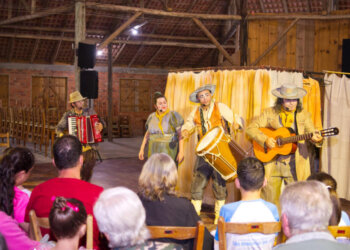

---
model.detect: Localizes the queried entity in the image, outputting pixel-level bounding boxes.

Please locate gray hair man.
[274,181,348,249]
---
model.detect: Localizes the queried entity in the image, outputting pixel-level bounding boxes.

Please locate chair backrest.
[29,209,93,249]
[328,226,350,238]
[147,221,205,250]
[0,132,10,148]
[217,216,282,250]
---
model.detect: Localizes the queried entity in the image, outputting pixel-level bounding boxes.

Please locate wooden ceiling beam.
[0,32,237,49]
[0,5,74,26]
[2,25,214,41]
[31,0,36,14]
[192,17,235,65]
[247,13,350,20]
[86,2,242,20]
[259,0,265,12]
[98,11,142,49]
[30,38,40,63]
[251,18,299,66]
[281,0,289,13]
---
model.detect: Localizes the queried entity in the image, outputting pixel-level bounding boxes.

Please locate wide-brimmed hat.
[272,84,307,99]
[189,84,216,103]
[69,91,86,103]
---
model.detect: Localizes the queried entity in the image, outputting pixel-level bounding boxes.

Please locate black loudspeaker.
[342,39,350,73]
[78,43,96,69]
[80,70,98,99]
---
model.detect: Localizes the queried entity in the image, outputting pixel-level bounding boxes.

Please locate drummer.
[179,84,242,224]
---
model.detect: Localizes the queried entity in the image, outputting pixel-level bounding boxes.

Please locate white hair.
[93,187,149,248]
[280,181,332,235]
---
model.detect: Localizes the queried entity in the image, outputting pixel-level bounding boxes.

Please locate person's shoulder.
[221,201,243,212]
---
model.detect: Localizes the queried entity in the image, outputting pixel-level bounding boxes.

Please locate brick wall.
[0,63,168,136]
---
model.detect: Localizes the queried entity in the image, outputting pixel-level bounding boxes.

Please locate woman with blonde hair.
[138,153,213,250]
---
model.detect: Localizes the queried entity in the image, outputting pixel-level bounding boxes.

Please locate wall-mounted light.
[97,50,103,56]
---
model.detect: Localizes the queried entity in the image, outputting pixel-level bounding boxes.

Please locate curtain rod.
[169,65,323,75]
[323,70,350,75]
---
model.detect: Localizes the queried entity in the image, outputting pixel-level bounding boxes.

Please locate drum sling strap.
[199,108,230,138]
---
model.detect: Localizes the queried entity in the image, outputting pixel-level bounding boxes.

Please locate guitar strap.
[294,112,299,135]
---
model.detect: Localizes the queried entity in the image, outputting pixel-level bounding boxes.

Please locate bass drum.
[196,126,248,182]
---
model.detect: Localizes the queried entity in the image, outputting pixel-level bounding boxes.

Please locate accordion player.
[68,115,102,144]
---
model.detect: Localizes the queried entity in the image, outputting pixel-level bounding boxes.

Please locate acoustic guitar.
[253,127,339,162]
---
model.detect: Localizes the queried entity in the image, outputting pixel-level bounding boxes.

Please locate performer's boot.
[191,200,202,216]
[214,199,225,224]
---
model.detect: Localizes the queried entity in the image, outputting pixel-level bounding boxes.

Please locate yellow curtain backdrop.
[165,69,272,202]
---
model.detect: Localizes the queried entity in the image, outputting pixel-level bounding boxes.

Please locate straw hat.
[189,84,216,103]
[69,91,86,103]
[272,84,307,99]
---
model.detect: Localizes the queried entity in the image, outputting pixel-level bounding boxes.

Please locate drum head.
[196,126,222,152]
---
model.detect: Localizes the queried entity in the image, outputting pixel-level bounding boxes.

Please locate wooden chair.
[0,132,10,148]
[217,217,282,250]
[29,210,94,249]
[147,221,205,250]
[119,115,131,137]
[328,226,350,238]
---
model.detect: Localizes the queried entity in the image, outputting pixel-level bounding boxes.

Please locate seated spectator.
[93,186,182,249]
[0,147,35,231]
[274,181,348,249]
[25,135,103,249]
[214,157,279,250]
[0,210,39,249]
[49,197,87,250]
[138,153,214,250]
[307,172,350,226]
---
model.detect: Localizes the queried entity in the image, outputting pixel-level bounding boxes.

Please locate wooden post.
[239,0,248,66]
[74,1,85,91]
[107,44,113,142]
[192,17,235,66]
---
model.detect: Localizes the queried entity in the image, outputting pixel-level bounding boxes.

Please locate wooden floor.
[24,157,350,232]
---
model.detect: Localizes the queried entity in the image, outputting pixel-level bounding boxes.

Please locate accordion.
[68,115,102,144]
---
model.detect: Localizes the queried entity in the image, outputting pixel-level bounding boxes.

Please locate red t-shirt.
[25,177,103,249]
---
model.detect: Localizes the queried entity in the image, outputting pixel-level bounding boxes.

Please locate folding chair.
[0,132,10,148]
[147,221,205,250]
[29,209,93,249]
[217,216,282,250]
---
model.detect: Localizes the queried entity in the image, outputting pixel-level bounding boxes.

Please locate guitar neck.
[280,132,313,145]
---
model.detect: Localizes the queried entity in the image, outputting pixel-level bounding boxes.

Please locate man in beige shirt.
[180,84,242,224]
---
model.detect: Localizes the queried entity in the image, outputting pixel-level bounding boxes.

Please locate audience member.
[49,197,87,250]
[307,172,350,226]
[138,153,214,250]
[94,186,182,249]
[274,181,348,249]
[25,135,103,249]
[214,157,279,249]
[0,210,39,249]
[0,147,35,230]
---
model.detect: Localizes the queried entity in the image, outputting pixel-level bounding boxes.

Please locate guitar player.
[246,84,323,206]
[56,90,105,182]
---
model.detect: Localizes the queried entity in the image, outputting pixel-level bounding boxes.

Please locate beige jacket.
[246,107,320,181]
